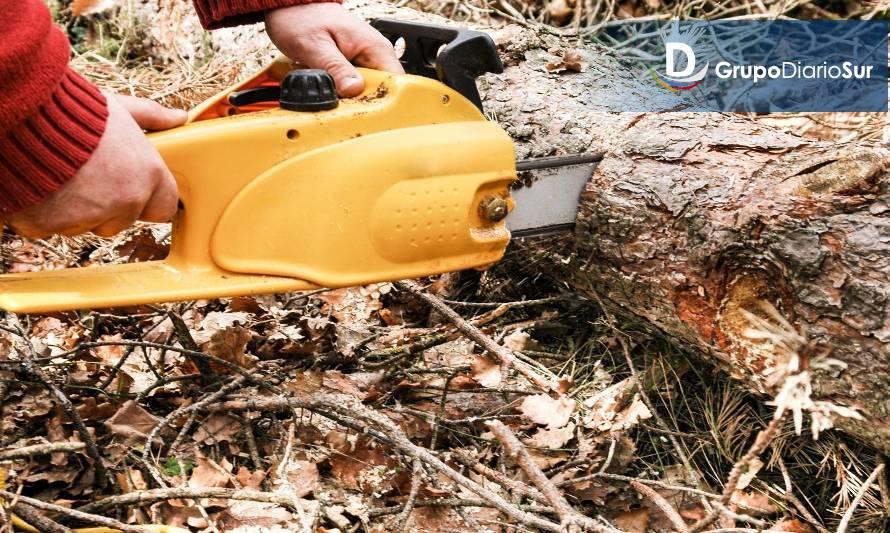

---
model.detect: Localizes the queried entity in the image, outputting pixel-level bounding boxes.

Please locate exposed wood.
[347,0,890,453]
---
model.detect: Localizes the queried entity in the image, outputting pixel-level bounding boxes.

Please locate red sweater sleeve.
[193,0,341,29]
[0,0,108,217]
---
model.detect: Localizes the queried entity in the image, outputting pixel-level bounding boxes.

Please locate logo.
[651,22,709,91]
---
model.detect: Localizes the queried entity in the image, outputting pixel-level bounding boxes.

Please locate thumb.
[110,94,188,131]
[306,37,365,97]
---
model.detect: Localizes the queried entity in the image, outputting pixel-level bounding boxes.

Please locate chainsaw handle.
[371,19,503,111]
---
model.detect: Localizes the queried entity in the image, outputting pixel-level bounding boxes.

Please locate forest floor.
[0,1,888,532]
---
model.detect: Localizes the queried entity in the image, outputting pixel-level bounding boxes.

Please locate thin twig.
[143,375,246,466]
[1,490,142,533]
[395,459,424,530]
[396,280,557,393]
[486,420,585,533]
[878,455,890,519]
[453,450,547,504]
[7,501,72,533]
[167,309,215,383]
[630,480,689,532]
[836,462,884,533]
[442,296,567,308]
[0,442,85,461]
[78,487,311,514]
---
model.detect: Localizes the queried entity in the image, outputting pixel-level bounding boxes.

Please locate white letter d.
[666,42,696,78]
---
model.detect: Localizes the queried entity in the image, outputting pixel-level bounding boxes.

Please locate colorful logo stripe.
[650,69,701,91]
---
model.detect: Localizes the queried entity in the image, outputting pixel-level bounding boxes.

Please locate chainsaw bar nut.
[479,195,509,222]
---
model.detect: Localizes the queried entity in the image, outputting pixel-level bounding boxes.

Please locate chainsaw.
[0,20,600,313]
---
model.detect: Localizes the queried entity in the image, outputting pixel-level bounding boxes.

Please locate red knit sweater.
[0,0,332,216]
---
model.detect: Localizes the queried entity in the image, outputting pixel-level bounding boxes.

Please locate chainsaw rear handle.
[371,19,504,111]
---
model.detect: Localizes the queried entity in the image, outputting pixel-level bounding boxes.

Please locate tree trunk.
[348,0,890,452]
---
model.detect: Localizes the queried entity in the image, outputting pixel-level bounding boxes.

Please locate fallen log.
[344,0,890,452]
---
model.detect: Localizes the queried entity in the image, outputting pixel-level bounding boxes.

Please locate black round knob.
[279,69,339,112]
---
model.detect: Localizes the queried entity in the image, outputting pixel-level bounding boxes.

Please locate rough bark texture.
[348,1,890,452]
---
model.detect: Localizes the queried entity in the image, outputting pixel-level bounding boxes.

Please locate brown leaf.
[316,285,384,323]
[235,466,265,490]
[285,460,320,497]
[104,401,161,441]
[613,508,650,533]
[194,312,256,369]
[188,456,231,489]
[546,49,588,73]
[115,467,148,493]
[520,394,576,429]
[227,296,264,314]
[470,355,502,388]
[503,330,536,351]
[191,414,241,445]
[731,489,778,516]
[582,380,652,432]
[114,228,168,262]
[323,370,370,400]
[524,422,576,449]
[327,432,403,494]
[771,519,816,533]
[217,501,292,530]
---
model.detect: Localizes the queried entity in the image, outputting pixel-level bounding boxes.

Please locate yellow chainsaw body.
[0,59,515,313]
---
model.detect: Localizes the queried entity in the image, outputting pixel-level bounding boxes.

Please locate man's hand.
[265,3,404,97]
[7,94,186,239]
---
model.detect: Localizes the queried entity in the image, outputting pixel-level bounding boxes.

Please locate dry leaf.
[613,508,650,533]
[524,422,576,449]
[470,355,502,388]
[104,401,161,441]
[503,330,536,351]
[188,456,231,489]
[520,394,576,429]
[731,489,778,516]
[284,460,320,497]
[324,370,370,400]
[191,414,241,445]
[194,312,256,369]
[218,501,293,529]
[235,466,265,490]
[114,228,168,262]
[770,519,816,533]
[582,380,652,432]
[317,286,384,323]
[546,49,587,73]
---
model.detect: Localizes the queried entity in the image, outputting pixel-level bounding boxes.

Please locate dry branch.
[0,442,85,461]
[486,420,587,533]
[836,462,885,533]
[395,280,558,393]
[0,490,142,533]
[629,480,689,533]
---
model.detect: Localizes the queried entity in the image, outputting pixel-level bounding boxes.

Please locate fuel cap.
[280,69,339,111]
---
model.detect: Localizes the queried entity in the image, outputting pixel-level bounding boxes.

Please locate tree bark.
[348,0,890,452]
